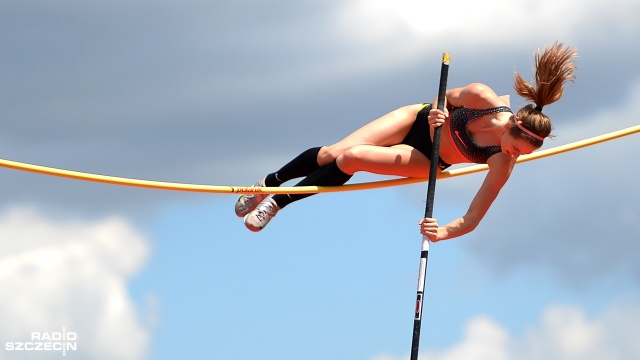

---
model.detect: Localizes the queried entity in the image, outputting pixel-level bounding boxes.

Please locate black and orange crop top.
[448,106,512,164]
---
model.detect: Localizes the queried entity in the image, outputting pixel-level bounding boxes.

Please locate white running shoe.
[244,198,280,232]
[234,179,268,217]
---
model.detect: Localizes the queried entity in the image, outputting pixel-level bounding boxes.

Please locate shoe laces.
[242,180,266,202]
[254,200,277,221]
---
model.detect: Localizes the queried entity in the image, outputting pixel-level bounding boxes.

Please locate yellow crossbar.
[1,125,638,194]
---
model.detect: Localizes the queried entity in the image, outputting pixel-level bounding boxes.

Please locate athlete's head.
[511,42,578,148]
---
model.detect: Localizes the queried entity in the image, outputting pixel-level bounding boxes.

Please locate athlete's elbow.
[462,211,484,232]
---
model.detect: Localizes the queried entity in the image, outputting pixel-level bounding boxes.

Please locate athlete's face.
[500,132,538,157]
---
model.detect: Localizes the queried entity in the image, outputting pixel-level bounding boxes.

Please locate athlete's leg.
[244,144,435,231]
[317,104,424,165]
[270,159,353,209]
[270,104,427,208]
[242,104,425,229]
[264,147,322,187]
[336,144,434,178]
[269,104,424,208]
[263,103,423,185]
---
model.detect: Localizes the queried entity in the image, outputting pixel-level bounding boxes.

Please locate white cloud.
[0,208,151,360]
[374,301,640,360]
[332,0,640,75]
[337,0,639,45]
[424,317,511,360]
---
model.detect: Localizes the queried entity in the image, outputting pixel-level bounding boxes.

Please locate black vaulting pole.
[410,52,450,360]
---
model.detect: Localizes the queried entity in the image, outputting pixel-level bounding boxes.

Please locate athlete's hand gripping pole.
[410,52,450,360]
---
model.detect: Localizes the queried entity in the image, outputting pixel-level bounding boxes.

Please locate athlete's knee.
[317,146,340,166]
[335,145,369,174]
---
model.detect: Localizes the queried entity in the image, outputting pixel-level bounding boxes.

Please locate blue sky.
[1,1,640,359]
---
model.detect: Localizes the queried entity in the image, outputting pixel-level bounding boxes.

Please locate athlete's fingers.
[428,109,446,127]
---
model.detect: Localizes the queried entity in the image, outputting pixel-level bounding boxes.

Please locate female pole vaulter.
[236,42,577,239]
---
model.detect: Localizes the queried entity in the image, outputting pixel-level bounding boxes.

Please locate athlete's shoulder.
[458,83,502,109]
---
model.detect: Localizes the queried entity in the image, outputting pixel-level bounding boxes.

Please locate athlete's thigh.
[343,144,434,178]
[330,104,422,150]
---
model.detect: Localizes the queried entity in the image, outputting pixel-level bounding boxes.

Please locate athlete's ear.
[504,115,516,132]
